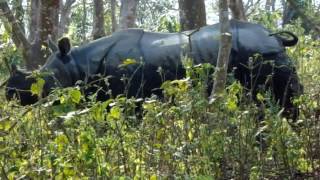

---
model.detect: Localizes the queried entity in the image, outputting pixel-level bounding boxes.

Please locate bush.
[1,21,320,179]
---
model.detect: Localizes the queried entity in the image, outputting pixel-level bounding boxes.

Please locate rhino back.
[231,20,284,56]
[100,30,189,97]
[71,32,123,76]
[190,24,221,64]
[141,32,187,67]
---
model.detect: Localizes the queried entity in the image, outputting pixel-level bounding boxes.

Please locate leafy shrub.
[1,18,320,179]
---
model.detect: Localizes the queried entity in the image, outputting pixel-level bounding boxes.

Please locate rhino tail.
[270,31,298,47]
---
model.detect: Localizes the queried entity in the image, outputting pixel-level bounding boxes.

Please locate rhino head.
[4,37,72,105]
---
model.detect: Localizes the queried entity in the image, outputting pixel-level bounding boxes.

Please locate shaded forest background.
[0,0,319,69]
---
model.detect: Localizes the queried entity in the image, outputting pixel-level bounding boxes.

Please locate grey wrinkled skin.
[6,19,302,119]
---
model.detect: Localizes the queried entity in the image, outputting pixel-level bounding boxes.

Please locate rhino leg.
[232,52,302,120]
[273,65,302,120]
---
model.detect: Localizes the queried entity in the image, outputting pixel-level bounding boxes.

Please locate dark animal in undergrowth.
[4,19,303,119]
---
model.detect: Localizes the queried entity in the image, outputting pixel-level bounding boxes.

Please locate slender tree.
[178,0,206,31]
[229,0,247,21]
[0,0,75,69]
[282,0,297,25]
[0,2,38,69]
[58,0,76,38]
[209,2,232,177]
[92,0,106,39]
[119,0,139,30]
[111,0,117,32]
[41,0,60,41]
[284,0,320,33]
[210,0,232,98]
[13,0,25,34]
[28,0,41,42]
[81,0,88,42]
[265,0,276,11]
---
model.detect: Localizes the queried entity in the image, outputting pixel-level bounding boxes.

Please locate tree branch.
[28,0,40,43]
[58,0,76,37]
[0,2,30,49]
[111,0,117,32]
[92,0,106,39]
[244,0,262,16]
[210,0,232,99]
[229,0,247,21]
[286,0,320,33]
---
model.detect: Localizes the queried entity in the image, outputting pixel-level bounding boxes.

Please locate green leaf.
[256,93,264,102]
[63,166,76,177]
[31,78,45,96]
[226,96,237,111]
[119,58,138,68]
[188,131,193,141]
[91,100,112,121]
[109,106,121,119]
[91,104,103,121]
[69,89,82,104]
[150,175,157,180]
[55,134,69,152]
[0,117,10,131]
[60,95,66,104]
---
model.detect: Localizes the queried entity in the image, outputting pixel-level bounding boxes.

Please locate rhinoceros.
[5,19,302,118]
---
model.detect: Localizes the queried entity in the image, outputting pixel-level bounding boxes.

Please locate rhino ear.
[58,37,71,56]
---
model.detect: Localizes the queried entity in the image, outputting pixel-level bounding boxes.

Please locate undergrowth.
[1,27,320,180]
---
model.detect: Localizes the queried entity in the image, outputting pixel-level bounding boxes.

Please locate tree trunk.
[284,0,320,33]
[265,0,276,11]
[0,1,43,70]
[29,0,41,42]
[92,0,106,39]
[271,0,276,11]
[178,0,206,31]
[119,0,139,30]
[265,0,271,11]
[0,2,30,51]
[58,0,76,38]
[13,0,25,35]
[81,0,88,42]
[0,0,61,69]
[41,0,60,42]
[229,0,247,21]
[245,0,254,11]
[111,0,117,32]
[23,42,45,70]
[210,0,232,98]
[282,0,296,25]
[1,0,25,48]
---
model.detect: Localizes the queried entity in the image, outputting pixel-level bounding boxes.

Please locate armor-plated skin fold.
[5,19,302,119]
